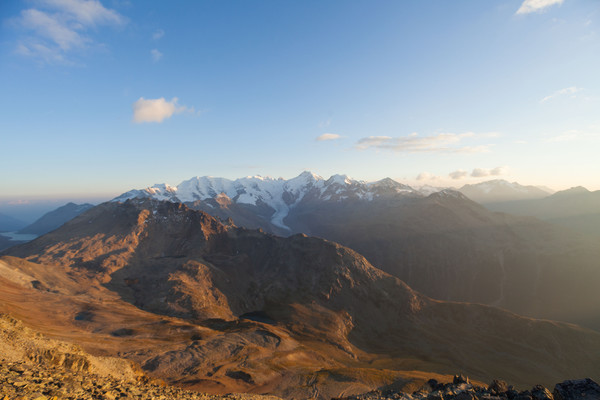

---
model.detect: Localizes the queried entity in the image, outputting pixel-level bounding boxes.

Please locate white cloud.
[471,166,508,177]
[516,0,564,15]
[316,133,341,141]
[132,97,191,123]
[547,127,600,142]
[453,145,492,154]
[471,168,489,178]
[152,29,165,40]
[16,41,69,64]
[416,172,441,181]
[13,0,125,64]
[19,9,87,51]
[41,0,125,26]
[151,48,163,62]
[355,132,493,153]
[540,86,582,103]
[490,166,508,175]
[449,170,469,180]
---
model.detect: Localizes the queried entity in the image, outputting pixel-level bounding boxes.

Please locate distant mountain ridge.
[114,172,421,232]
[18,202,94,236]
[0,213,27,232]
[458,179,554,203]
[485,186,600,239]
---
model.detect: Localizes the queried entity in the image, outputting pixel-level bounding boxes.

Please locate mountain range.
[457,180,554,203]
[485,186,600,239]
[3,198,600,399]
[113,172,600,330]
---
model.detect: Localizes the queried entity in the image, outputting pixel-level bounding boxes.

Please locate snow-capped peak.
[326,174,355,186]
[113,172,422,229]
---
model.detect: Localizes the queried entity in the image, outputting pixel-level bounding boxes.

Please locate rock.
[531,385,553,400]
[9,365,26,374]
[454,392,476,400]
[454,375,470,385]
[427,393,444,400]
[427,379,440,390]
[489,380,508,394]
[553,378,600,400]
[514,391,532,400]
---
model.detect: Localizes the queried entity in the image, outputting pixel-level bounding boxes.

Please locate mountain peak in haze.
[458,179,553,203]
[550,186,590,198]
[18,202,94,236]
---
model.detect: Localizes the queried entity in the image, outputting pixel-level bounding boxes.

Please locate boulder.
[553,379,600,400]
[531,385,553,400]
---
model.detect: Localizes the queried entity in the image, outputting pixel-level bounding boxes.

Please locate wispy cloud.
[540,86,582,103]
[13,0,126,64]
[448,166,507,180]
[471,166,508,177]
[355,132,494,153]
[151,48,163,62]
[316,133,341,142]
[152,29,165,40]
[547,127,600,142]
[318,118,332,129]
[516,0,564,15]
[416,172,441,181]
[132,97,192,123]
[449,170,469,180]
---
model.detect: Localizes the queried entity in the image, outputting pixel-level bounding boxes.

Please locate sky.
[1,0,599,206]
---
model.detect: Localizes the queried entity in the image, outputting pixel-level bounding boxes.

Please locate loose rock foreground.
[0,360,282,400]
[2,369,600,400]
[338,375,600,400]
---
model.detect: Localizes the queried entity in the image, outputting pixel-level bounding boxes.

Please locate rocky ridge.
[338,375,600,400]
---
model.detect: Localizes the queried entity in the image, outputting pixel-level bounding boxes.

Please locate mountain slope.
[283,190,600,329]
[18,202,94,235]
[0,212,27,232]
[3,199,600,398]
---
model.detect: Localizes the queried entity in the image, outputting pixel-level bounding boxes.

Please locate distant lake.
[0,231,38,241]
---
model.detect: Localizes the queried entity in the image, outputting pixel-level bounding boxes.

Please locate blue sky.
[1,0,599,202]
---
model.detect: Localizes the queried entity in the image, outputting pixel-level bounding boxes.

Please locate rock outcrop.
[338,376,600,400]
